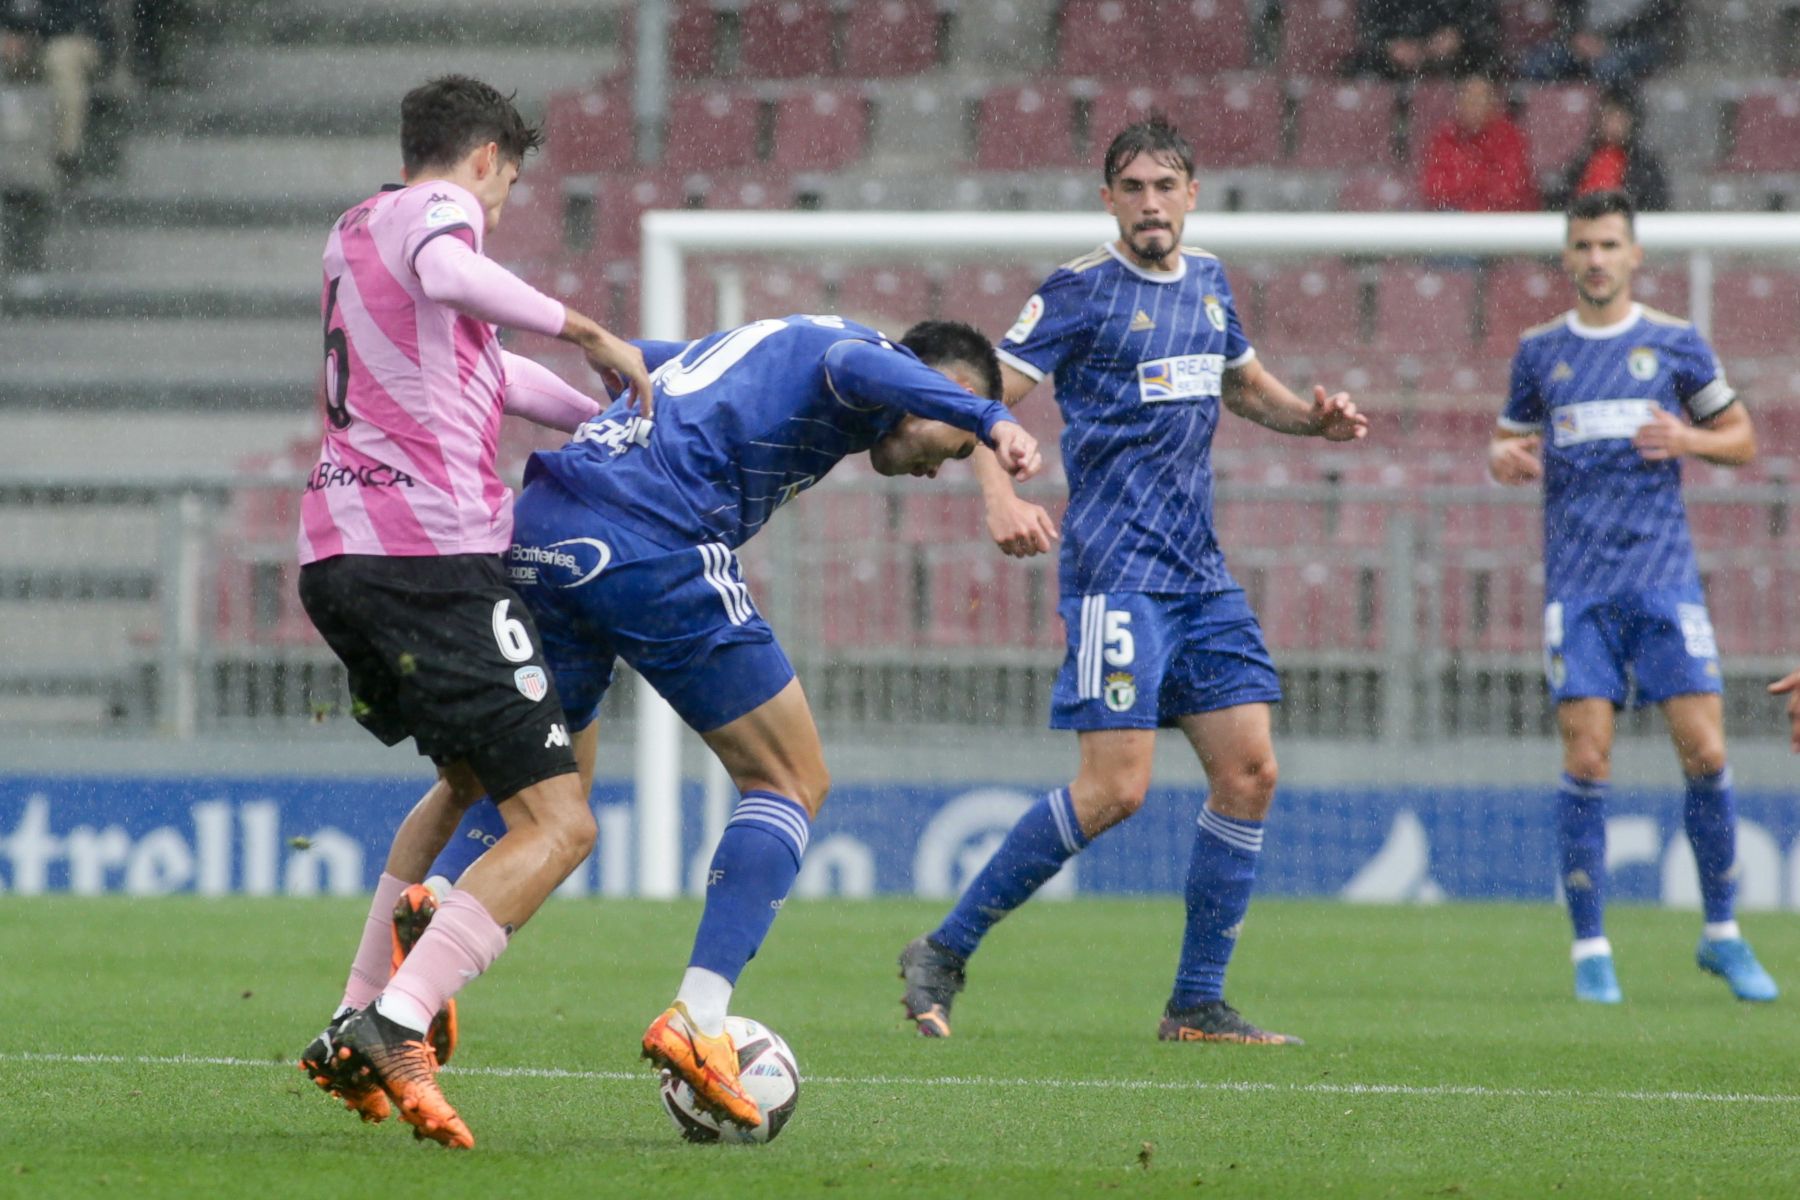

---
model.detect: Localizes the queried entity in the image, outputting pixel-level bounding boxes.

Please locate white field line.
[2,1051,1797,1107]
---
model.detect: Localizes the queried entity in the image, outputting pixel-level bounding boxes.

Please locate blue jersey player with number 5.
[1488,190,1775,1006]
[899,116,1368,1045]
[421,315,1041,1130]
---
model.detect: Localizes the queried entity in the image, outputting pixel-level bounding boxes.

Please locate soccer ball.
[658,1015,800,1144]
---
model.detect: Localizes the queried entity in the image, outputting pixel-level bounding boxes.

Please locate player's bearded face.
[1564,215,1641,307]
[1103,152,1196,268]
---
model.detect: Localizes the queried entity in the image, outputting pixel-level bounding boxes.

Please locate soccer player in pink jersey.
[294,75,652,1149]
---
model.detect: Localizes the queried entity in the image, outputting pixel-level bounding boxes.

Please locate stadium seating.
[771,87,870,170]
[974,84,1079,170]
[663,88,763,170]
[1373,265,1479,356]
[842,0,942,76]
[1334,169,1416,212]
[1149,0,1254,75]
[739,0,838,79]
[543,83,636,176]
[1055,0,1148,78]
[486,176,569,270]
[1632,266,1691,317]
[742,264,831,319]
[1248,259,1361,356]
[1276,0,1358,76]
[1292,81,1398,170]
[1723,87,1800,172]
[1479,259,1563,358]
[835,264,936,329]
[1709,268,1800,359]
[938,263,1045,337]
[1191,76,1285,168]
[1405,79,1458,164]
[1520,84,1599,178]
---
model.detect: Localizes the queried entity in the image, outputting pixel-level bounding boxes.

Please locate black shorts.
[298,553,577,801]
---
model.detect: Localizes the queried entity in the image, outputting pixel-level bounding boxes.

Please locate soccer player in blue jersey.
[898,116,1368,1045]
[1488,190,1776,1005]
[419,315,1041,1127]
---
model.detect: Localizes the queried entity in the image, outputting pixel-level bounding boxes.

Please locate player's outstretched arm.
[1633,403,1756,466]
[1223,360,1368,441]
[972,363,1058,557]
[559,310,654,418]
[1768,666,1800,754]
[1488,427,1544,485]
[500,351,601,433]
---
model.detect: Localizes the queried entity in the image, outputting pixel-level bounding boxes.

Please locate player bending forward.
[900,115,1367,1044]
[295,76,652,1148]
[426,316,1040,1127]
[1488,189,1776,1005]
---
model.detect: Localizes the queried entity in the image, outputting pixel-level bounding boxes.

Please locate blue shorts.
[507,478,794,733]
[1544,585,1722,708]
[1050,589,1283,730]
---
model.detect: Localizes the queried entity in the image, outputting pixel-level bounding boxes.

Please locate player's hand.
[584,331,655,419]
[1632,408,1690,462]
[985,492,1059,558]
[1769,667,1800,753]
[989,421,1043,482]
[1488,434,1543,484]
[1311,386,1368,442]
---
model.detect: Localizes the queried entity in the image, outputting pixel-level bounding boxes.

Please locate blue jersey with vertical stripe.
[997,243,1255,596]
[526,315,1011,550]
[1501,304,1737,601]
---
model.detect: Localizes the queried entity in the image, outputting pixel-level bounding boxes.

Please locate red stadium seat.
[1373,265,1478,355]
[486,176,566,269]
[664,88,762,170]
[1248,259,1361,357]
[1292,81,1398,169]
[771,87,869,170]
[1405,79,1458,164]
[742,265,829,318]
[1479,259,1564,357]
[1520,84,1600,177]
[939,264,1046,339]
[618,3,718,80]
[1150,0,1254,75]
[738,0,837,78]
[820,554,917,647]
[696,169,798,210]
[835,264,936,329]
[843,0,942,76]
[1278,0,1357,76]
[1632,266,1690,317]
[544,84,635,176]
[1086,84,1166,148]
[1410,359,1510,400]
[590,172,695,261]
[1724,88,1800,172]
[1057,0,1150,78]
[974,84,1079,169]
[1088,79,1283,169]
[1708,268,1800,358]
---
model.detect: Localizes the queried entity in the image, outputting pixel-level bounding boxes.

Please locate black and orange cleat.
[391,883,458,1067]
[299,1011,392,1123]
[898,935,966,1038]
[642,1002,762,1130]
[1157,1000,1303,1045]
[334,1005,474,1149]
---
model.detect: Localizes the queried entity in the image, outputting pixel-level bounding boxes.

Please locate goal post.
[632,208,1800,897]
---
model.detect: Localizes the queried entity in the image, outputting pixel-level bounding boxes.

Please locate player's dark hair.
[900,320,1003,400]
[1102,114,1194,185]
[401,75,544,175]
[1567,189,1636,235]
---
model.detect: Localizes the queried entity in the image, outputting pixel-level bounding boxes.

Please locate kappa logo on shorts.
[544,723,570,748]
[514,666,549,702]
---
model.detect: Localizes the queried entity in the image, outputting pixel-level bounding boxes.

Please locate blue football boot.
[1574,954,1623,1004]
[1696,937,1778,1002]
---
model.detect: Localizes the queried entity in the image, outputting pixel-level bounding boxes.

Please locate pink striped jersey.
[300,180,544,564]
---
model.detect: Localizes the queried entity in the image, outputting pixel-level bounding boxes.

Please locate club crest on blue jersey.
[1203,294,1227,332]
[1628,347,1659,380]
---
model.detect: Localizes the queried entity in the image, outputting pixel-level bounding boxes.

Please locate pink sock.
[340,872,409,1013]
[376,890,509,1034]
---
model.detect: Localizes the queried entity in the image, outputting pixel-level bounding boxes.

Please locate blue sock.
[1683,768,1738,925]
[1557,773,1609,941]
[931,788,1088,960]
[429,799,509,884]
[1169,806,1263,1010]
[687,791,810,984]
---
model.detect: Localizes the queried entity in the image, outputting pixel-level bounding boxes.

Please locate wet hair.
[401,75,544,175]
[1567,189,1636,236]
[1102,114,1194,186]
[899,320,1003,400]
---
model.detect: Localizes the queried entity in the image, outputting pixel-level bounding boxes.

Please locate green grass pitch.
[1,896,1794,1199]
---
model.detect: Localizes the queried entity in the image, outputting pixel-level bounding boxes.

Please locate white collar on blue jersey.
[1564,302,1643,340]
[1106,242,1188,283]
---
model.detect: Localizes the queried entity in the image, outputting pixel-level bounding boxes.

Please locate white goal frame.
[631,208,1800,897]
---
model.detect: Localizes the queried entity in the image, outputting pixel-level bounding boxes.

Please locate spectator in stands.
[0,0,110,183]
[1546,88,1669,212]
[1418,73,1541,212]
[1345,0,1501,79]
[1520,0,1682,88]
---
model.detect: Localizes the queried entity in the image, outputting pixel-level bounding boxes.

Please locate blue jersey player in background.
[1488,190,1775,1005]
[425,316,1042,1127]
[899,116,1367,1045]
